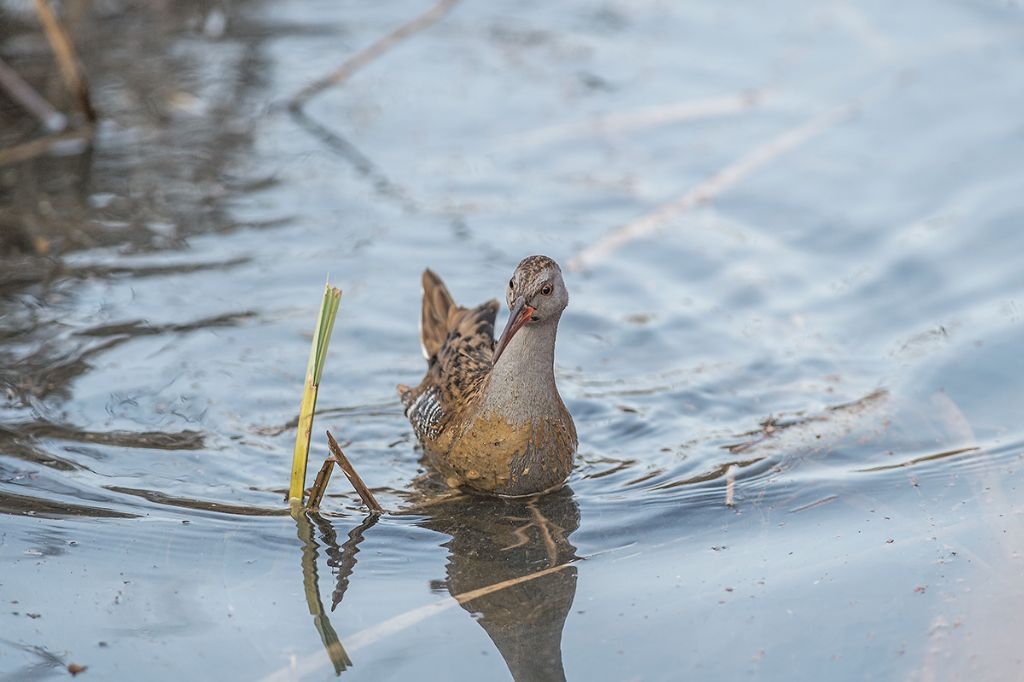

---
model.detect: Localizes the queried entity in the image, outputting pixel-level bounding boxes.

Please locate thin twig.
[788,494,838,514]
[568,86,885,272]
[288,0,461,110]
[326,431,384,514]
[510,90,770,150]
[32,0,96,122]
[0,56,66,131]
[0,127,93,167]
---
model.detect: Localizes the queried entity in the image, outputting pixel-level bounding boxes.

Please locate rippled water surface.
[2,1,1023,679]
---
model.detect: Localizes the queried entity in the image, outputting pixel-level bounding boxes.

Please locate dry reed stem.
[724,464,736,507]
[568,91,879,272]
[0,56,66,131]
[32,0,96,122]
[513,90,769,149]
[305,454,336,511]
[326,431,384,514]
[288,0,461,110]
[0,127,92,167]
[259,558,579,682]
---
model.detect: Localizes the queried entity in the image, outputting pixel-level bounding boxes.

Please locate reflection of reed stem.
[295,512,352,674]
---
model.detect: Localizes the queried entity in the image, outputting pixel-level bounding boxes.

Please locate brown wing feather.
[420,268,454,360]
[435,299,499,407]
[401,269,498,450]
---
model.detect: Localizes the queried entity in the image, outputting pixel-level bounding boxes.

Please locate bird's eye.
[541,284,553,296]
[509,279,514,290]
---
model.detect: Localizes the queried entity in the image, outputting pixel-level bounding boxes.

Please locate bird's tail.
[420,268,456,360]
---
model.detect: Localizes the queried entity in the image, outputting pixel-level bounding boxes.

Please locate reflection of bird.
[398,256,577,496]
[418,488,581,682]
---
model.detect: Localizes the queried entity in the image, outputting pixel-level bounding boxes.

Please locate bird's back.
[399,269,499,453]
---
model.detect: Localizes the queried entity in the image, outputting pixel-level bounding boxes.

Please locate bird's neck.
[483,320,561,420]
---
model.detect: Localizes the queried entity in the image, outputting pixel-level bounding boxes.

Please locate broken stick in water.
[326,431,384,514]
[305,452,337,512]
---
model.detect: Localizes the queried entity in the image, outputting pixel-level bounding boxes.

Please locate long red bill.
[493,298,536,364]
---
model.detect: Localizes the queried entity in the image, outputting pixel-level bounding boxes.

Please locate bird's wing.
[401,269,499,446]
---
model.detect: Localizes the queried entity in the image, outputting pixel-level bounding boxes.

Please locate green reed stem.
[289,283,342,509]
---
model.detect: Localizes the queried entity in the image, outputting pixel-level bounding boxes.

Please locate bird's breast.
[435,409,577,495]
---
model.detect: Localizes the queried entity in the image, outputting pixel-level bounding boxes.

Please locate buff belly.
[427,413,577,496]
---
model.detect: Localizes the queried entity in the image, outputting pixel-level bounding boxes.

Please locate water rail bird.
[398,255,577,496]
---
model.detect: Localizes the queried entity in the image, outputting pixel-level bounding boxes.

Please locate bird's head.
[493,255,568,363]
